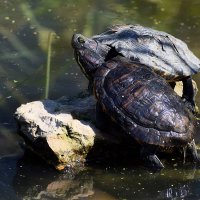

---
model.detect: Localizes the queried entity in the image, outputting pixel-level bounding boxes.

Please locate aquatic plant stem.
[45,32,55,99]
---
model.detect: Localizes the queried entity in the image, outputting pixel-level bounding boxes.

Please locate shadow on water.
[0,0,200,199]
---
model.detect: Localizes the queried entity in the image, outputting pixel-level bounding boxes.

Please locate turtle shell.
[94,56,195,147]
[92,25,200,81]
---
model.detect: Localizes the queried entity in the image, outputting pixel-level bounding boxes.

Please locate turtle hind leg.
[187,139,200,163]
[182,77,197,114]
[140,145,164,170]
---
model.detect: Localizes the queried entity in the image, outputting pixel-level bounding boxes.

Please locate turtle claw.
[144,155,164,170]
[141,145,164,170]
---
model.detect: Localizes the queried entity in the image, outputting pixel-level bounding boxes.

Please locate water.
[1,0,200,199]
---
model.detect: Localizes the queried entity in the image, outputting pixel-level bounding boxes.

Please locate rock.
[15,96,96,170]
[14,96,121,171]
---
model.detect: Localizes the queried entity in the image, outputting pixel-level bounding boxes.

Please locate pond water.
[1,0,200,199]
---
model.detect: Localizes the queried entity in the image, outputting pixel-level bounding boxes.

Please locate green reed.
[45,32,55,99]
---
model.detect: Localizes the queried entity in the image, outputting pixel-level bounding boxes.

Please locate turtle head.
[72,34,110,80]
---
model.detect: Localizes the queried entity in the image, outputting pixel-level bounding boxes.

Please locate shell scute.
[94,57,195,147]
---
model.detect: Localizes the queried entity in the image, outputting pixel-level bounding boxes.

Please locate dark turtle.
[72,34,200,169]
[92,24,200,112]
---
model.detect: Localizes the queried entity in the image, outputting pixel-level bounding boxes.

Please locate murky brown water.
[0,0,200,199]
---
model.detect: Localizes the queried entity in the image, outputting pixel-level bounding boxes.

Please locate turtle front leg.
[140,145,164,170]
[182,77,197,113]
[95,102,111,131]
[88,79,94,94]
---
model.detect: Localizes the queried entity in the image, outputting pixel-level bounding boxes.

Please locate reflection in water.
[160,185,189,199]
[14,153,200,199]
[0,0,200,199]
[0,156,22,200]
[14,152,116,200]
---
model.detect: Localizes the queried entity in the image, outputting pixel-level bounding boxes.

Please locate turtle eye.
[78,37,85,44]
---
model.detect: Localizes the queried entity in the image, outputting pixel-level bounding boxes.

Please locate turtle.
[72,33,200,169]
[91,24,200,112]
